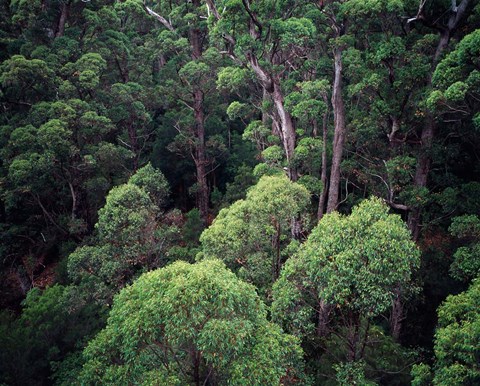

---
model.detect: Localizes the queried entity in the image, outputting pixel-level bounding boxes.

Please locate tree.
[272,197,420,381]
[200,174,310,298]
[412,279,480,386]
[67,164,174,303]
[79,259,306,385]
[207,0,319,181]
[0,284,107,386]
[406,0,474,239]
[143,0,225,223]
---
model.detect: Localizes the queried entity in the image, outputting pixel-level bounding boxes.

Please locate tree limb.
[144,3,174,32]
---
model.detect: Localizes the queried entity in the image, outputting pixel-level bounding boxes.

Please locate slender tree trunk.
[390,287,404,341]
[192,349,201,386]
[272,79,298,181]
[55,1,69,38]
[190,26,209,224]
[193,89,209,224]
[408,118,434,239]
[318,104,329,219]
[326,47,346,213]
[128,121,139,170]
[347,312,360,362]
[247,53,298,181]
[316,299,330,337]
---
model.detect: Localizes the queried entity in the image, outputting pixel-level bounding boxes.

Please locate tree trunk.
[390,286,404,341]
[193,89,209,224]
[326,47,346,213]
[272,80,297,181]
[190,26,209,224]
[347,312,360,362]
[128,121,139,170]
[316,299,331,337]
[408,0,471,238]
[408,117,434,239]
[55,1,69,38]
[318,104,329,219]
[247,53,298,181]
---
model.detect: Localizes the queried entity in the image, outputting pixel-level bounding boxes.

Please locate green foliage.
[200,175,310,297]
[411,363,433,386]
[431,279,480,385]
[0,55,57,101]
[67,167,174,303]
[80,259,306,385]
[128,162,170,207]
[431,30,480,118]
[334,360,376,386]
[0,285,106,386]
[217,67,248,92]
[272,196,419,335]
[448,215,480,281]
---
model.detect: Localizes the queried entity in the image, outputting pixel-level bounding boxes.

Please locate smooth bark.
[326,46,346,213]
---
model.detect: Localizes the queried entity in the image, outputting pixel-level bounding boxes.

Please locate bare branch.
[144,3,174,32]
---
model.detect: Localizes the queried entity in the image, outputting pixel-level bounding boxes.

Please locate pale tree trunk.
[326,46,346,213]
[247,53,298,181]
[272,79,298,181]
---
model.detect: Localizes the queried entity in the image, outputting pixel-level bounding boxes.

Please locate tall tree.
[272,197,420,381]
[406,0,473,239]
[144,0,217,223]
[200,175,310,298]
[208,0,319,181]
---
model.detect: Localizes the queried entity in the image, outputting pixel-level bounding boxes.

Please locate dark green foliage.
[1,1,480,385]
[67,165,175,304]
[0,285,107,386]
[449,215,480,282]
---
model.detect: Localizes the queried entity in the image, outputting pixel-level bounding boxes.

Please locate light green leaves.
[80,259,305,385]
[200,175,310,296]
[273,197,420,333]
[431,279,480,385]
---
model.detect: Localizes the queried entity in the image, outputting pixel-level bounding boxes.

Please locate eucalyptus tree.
[405,0,475,239]
[207,0,320,181]
[200,175,310,298]
[80,259,306,385]
[272,197,420,381]
[142,0,226,223]
[67,164,172,304]
[336,0,430,214]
